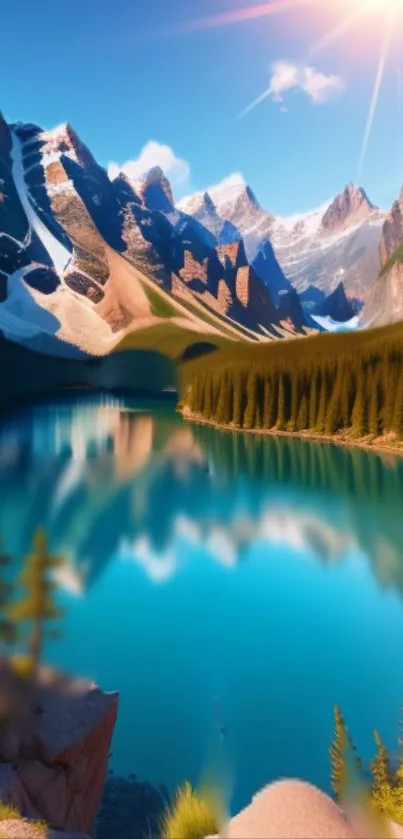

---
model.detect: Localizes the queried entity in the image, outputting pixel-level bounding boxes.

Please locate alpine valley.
[1,110,403,366]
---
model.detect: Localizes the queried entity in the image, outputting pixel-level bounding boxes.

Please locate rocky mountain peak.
[137,166,174,213]
[201,191,216,213]
[320,183,376,234]
[244,184,260,209]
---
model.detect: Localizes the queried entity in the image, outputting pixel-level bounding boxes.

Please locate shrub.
[160,781,222,839]
[0,803,20,820]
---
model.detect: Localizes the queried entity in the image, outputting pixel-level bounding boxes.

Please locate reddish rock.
[217,241,247,270]
[0,663,118,834]
[179,250,209,287]
[321,184,376,235]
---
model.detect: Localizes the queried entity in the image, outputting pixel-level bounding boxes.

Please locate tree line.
[184,339,403,440]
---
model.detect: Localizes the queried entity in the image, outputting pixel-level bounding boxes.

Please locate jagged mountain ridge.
[1,110,400,360]
[180,178,387,302]
[0,113,309,358]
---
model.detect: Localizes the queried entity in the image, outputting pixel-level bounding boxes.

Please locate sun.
[365,0,403,11]
[170,0,401,175]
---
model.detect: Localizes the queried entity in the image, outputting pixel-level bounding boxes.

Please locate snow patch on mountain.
[10,129,72,277]
[311,313,359,332]
[270,200,331,241]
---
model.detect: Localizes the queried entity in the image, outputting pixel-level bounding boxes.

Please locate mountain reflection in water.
[1,391,402,600]
[2,392,403,812]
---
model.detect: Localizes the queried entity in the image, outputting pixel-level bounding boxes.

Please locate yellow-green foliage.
[331,709,403,826]
[160,782,222,839]
[9,529,64,675]
[0,803,20,820]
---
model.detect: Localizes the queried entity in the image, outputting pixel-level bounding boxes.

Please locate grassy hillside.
[115,322,230,360]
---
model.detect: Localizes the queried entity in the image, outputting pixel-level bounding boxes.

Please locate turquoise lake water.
[2,391,403,814]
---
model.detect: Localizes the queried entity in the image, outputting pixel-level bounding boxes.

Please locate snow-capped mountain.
[1,108,402,361]
[180,180,386,301]
[0,113,300,359]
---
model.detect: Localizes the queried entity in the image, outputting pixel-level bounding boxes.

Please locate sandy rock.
[209,780,358,838]
[0,820,90,839]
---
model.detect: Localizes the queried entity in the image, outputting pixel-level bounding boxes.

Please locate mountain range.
[0,110,402,360]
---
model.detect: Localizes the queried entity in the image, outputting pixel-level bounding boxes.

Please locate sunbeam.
[235,88,272,121]
[398,66,402,112]
[357,16,395,178]
[166,0,314,35]
[309,7,365,56]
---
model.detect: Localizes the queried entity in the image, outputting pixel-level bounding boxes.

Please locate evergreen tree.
[369,374,380,438]
[9,530,64,675]
[215,372,230,425]
[183,330,403,448]
[276,373,286,431]
[352,367,367,438]
[370,731,392,791]
[392,370,403,439]
[263,377,273,429]
[340,364,351,429]
[325,366,342,435]
[232,369,244,427]
[316,370,328,434]
[288,369,299,432]
[296,394,308,432]
[243,369,257,430]
[255,399,263,429]
[330,706,347,799]
[309,370,318,430]
[382,358,396,433]
[204,374,213,419]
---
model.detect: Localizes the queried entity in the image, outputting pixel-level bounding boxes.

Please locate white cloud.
[268,60,344,106]
[236,60,344,120]
[108,140,190,192]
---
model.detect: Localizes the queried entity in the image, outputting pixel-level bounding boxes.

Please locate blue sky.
[1,0,402,214]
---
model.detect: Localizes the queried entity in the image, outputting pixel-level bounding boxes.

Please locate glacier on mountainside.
[10,129,72,277]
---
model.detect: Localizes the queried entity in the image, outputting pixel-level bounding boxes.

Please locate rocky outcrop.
[380,200,403,266]
[136,166,174,214]
[217,241,247,271]
[0,662,118,835]
[361,259,403,328]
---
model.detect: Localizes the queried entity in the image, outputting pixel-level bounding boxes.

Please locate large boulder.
[207,780,403,838]
[0,662,118,834]
[217,780,356,838]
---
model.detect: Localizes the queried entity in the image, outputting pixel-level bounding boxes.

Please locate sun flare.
[365,0,403,11]
[172,0,401,176]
